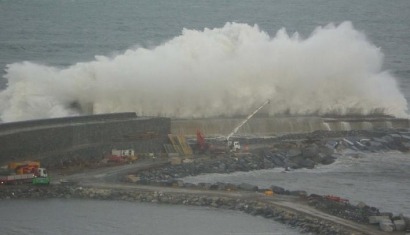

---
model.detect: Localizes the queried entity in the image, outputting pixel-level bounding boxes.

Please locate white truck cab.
[228,140,241,152]
[232,141,241,151]
[36,168,48,177]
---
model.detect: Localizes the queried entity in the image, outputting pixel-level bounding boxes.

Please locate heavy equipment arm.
[226,99,271,142]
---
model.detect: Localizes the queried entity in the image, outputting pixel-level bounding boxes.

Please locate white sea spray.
[0,22,407,121]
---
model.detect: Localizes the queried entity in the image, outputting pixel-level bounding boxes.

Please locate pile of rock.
[135,129,410,184]
[0,185,360,235]
[307,194,380,223]
[136,142,336,183]
[369,215,409,232]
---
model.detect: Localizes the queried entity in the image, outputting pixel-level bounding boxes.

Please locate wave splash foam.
[0,21,407,122]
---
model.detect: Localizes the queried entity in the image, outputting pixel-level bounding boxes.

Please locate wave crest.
[0,21,407,122]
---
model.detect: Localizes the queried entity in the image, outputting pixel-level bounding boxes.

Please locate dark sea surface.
[0,0,410,234]
[1,0,409,89]
[1,0,410,120]
[0,0,410,75]
[184,151,410,217]
[0,199,302,235]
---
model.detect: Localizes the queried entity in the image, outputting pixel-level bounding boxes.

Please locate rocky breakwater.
[126,176,410,233]
[135,129,410,183]
[0,185,377,235]
[135,142,336,183]
[126,129,410,233]
[307,194,410,233]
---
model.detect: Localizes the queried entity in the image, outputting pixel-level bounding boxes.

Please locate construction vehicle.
[0,161,50,185]
[195,99,271,154]
[195,129,210,153]
[108,149,138,163]
[324,195,349,204]
[194,129,235,154]
[225,99,270,149]
[8,161,41,174]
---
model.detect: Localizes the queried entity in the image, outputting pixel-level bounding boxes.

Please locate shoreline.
[0,184,405,235]
[2,129,410,234]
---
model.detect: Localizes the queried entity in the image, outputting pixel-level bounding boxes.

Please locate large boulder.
[299,159,315,169]
[238,183,258,191]
[302,145,319,158]
[286,149,302,158]
[270,185,285,194]
[320,154,336,165]
[271,154,285,166]
[289,190,308,197]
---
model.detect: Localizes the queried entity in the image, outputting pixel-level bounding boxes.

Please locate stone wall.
[0,113,170,165]
[171,117,410,136]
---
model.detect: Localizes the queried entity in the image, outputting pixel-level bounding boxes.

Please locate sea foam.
[0,22,407,122]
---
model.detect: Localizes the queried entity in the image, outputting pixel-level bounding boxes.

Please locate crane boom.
[226,99,271,141]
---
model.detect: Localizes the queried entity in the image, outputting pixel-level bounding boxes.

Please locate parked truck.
[194,99,270,154]
[0,161,50,185]
[194,129,241,154]
[107,149,138,163]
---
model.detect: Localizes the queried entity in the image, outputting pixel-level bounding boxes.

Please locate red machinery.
[324,195,349,203]
[9,161,41,175]
[196,129,210,153]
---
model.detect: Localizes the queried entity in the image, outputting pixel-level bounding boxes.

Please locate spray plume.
[0,21,407,122]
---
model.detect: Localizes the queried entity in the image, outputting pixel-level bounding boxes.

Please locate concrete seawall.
[0,113,170,165]
[1,113,409,166]
[171,116,410,136]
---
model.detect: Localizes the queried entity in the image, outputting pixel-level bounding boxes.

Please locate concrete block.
[400,135,410,141]
[401,215,410,230]
[170,157,182,165]
[381,135,394,143]
[182,158,194,164]
[325,140,339,149]
[373,137,387,143]
[342,138,354,145]
[369,216,390,224]
[369,141,382,147]
[380,212,393,218]
[393,219,406,231]
[389,134,401,140]
[379,219,394,232]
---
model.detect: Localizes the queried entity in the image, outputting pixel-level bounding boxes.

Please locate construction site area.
[1,108,410,234]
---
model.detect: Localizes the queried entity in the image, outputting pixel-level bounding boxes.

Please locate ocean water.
[0,0,410,121]
[0,199,302,235]
[1,1,410,233]
[183,151,410,217]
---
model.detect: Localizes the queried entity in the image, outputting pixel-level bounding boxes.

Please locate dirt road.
[55,160,403,235]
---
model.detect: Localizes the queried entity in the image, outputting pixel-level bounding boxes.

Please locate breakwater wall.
[0,185,370,235]
[171,116,410,136]
[0,113,170,165]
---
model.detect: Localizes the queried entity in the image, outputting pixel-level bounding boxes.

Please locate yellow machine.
[8,161,41,174]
